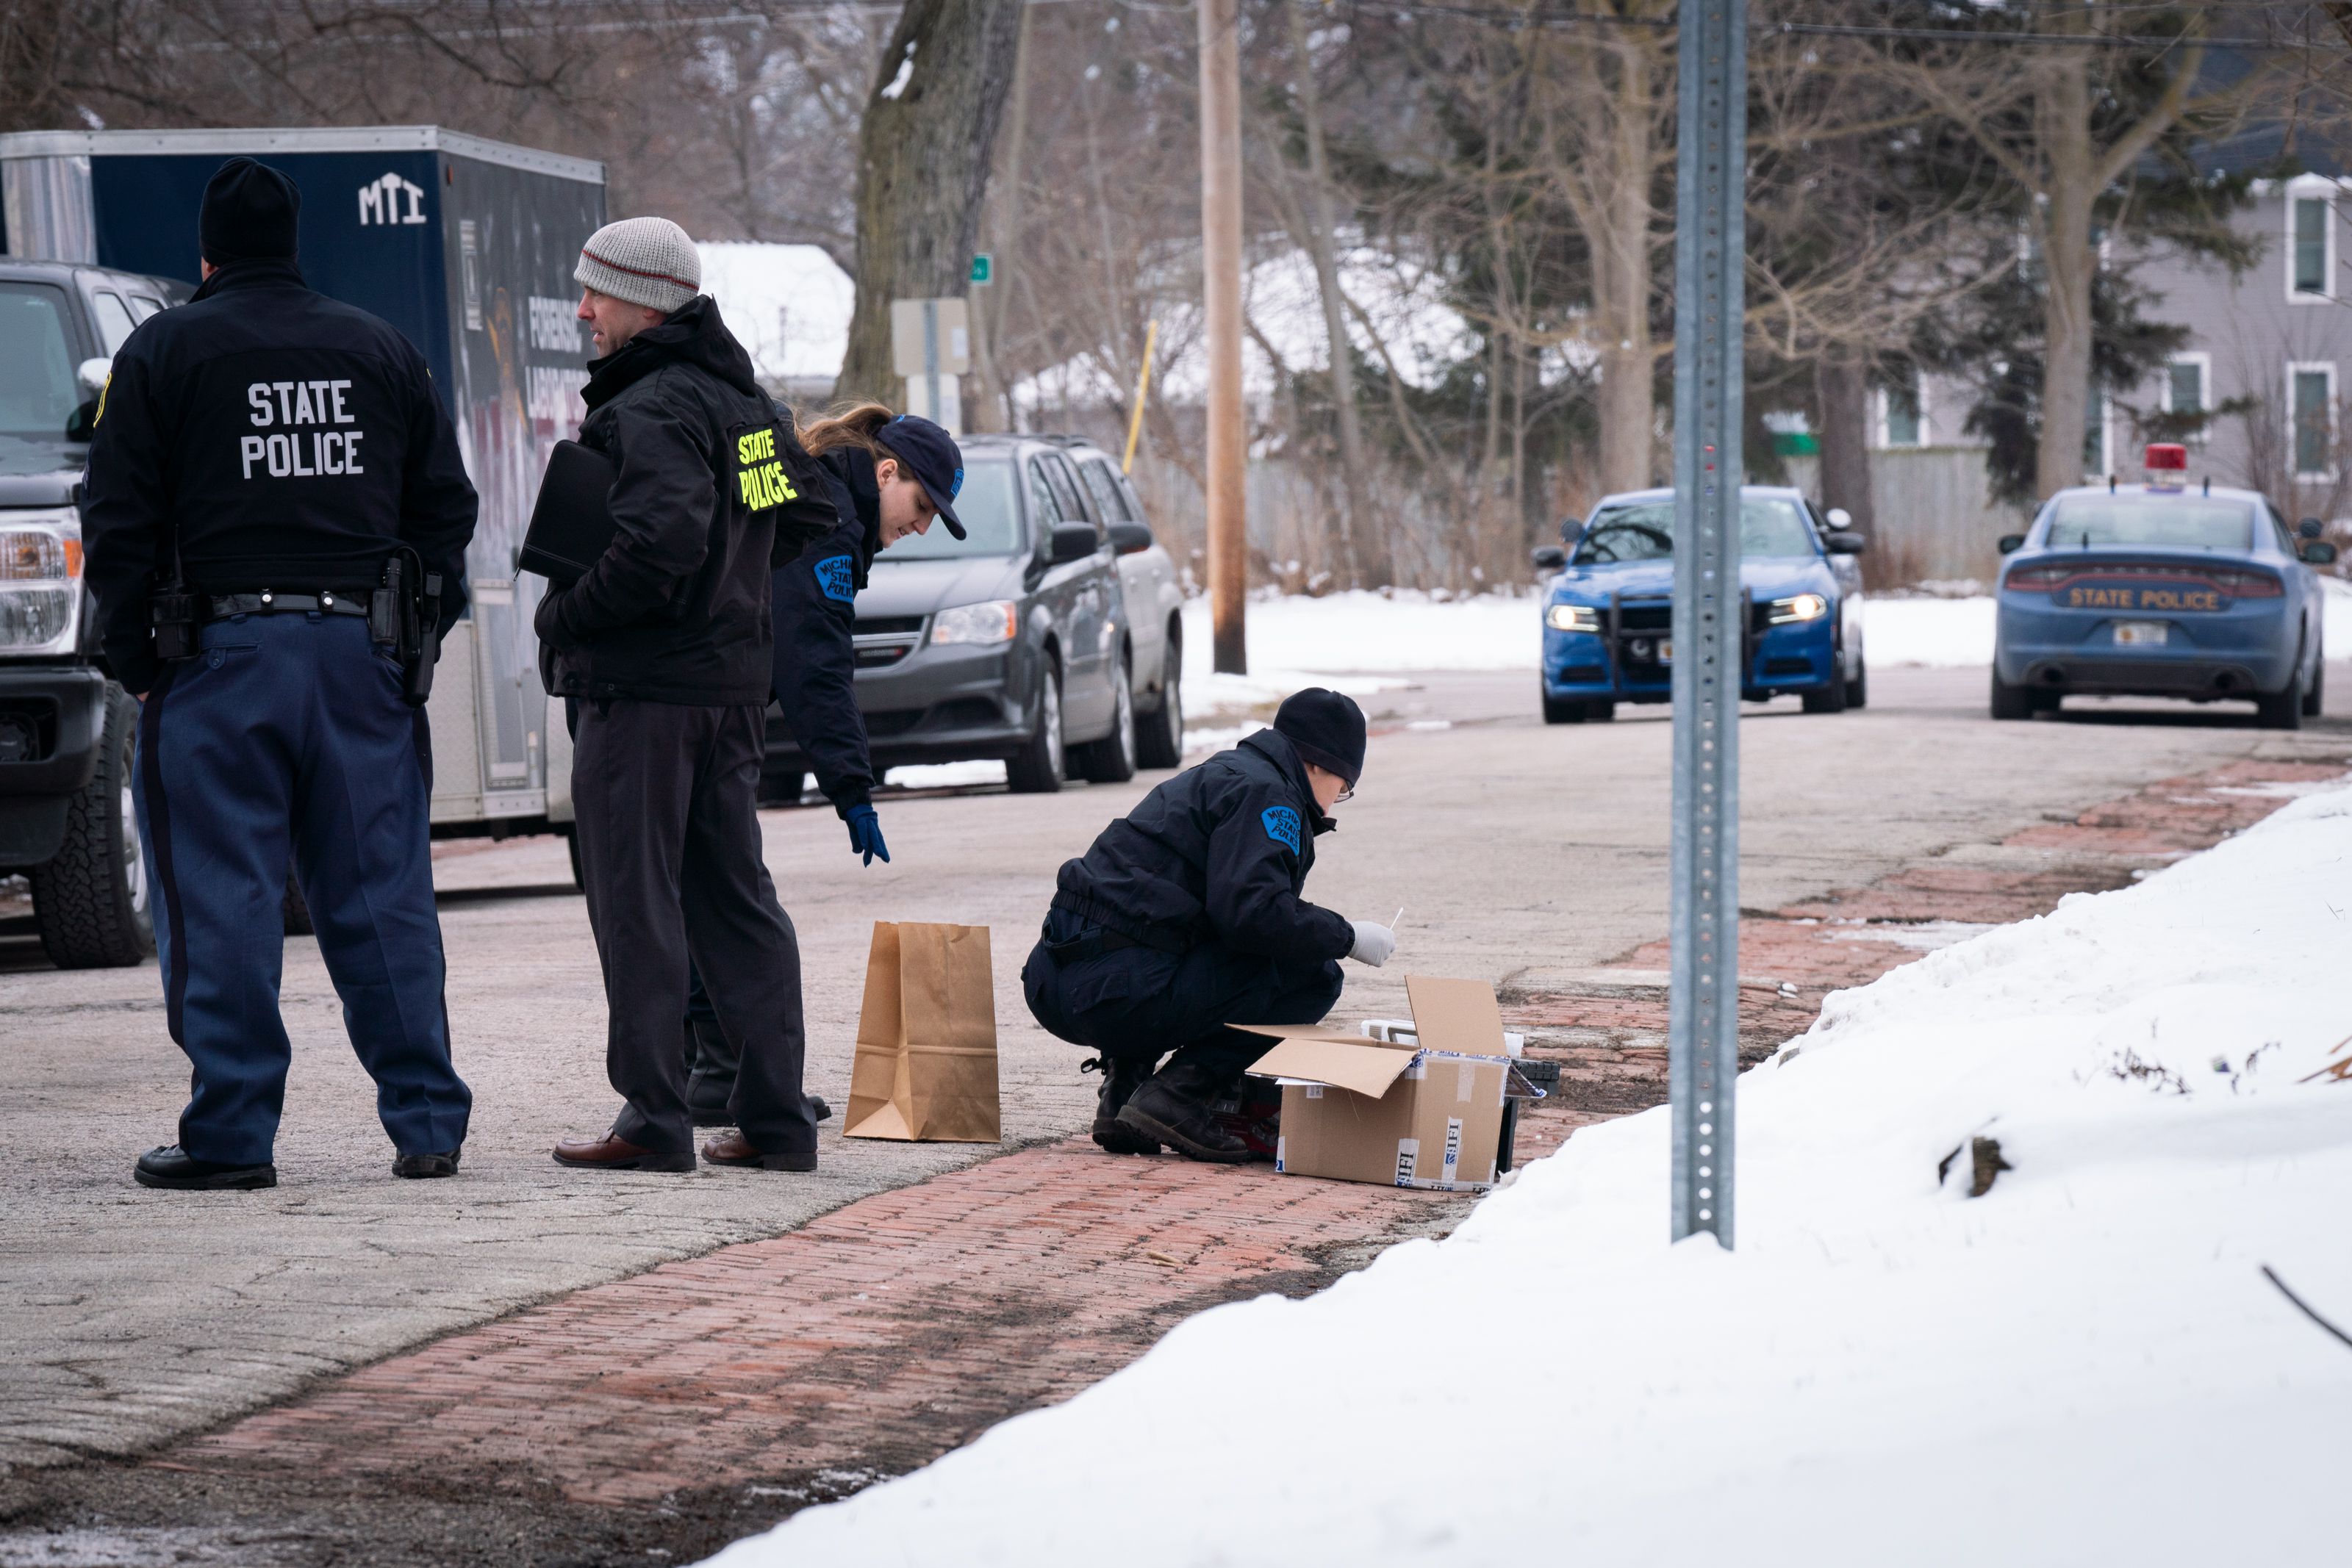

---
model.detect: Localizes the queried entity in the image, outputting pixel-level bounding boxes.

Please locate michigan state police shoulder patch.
[813,554,856,603]
[1261,805,1302,855]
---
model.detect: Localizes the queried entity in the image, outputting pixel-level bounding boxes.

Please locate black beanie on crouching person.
[1274,688,1367,787]
[199,157,301,266]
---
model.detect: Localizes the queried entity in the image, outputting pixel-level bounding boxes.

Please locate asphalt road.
[2,663,2345,1478]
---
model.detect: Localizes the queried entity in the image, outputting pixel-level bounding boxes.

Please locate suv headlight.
[1765,592,1828,625]
[931,600,1019,646]
[1546,603,1602,633]
[0,510,83,658]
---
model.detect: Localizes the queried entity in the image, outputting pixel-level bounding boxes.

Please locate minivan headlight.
[1546,603,1602,633]
[931,600,1019,646]
[1766,592,1828,625]
[0,511,83,658]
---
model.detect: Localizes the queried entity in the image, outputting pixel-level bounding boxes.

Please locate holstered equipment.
[373,547,443,708]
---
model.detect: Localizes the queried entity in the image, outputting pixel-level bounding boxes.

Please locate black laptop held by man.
[520,439,617,586]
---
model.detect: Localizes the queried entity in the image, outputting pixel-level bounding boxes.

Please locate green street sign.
[969,253,993,286]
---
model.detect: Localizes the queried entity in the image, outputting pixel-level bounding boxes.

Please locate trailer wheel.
[32,684,154,969]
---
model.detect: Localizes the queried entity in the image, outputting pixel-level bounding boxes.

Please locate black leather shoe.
[393,1146,462,1179]
[1083,1055,1161,1155]
[1116,1063,1250,1164]
[135,1145,276,1190]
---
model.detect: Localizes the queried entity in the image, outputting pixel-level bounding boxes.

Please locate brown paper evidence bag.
[842,921,1003,1143]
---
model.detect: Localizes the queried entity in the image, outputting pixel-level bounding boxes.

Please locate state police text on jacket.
[82,259,478,693]
[1053,729,1355,963]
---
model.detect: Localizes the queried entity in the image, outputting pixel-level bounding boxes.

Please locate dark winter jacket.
[1052,729,1355,963]
[534,296,827,705]
[768,435,878,813]
[82,259,478,693]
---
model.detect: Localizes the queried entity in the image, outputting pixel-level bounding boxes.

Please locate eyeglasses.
[1334,783,1355,805]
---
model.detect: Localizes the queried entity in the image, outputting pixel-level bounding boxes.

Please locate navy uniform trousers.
[1021,907,1344,1083]
[133,612,470,1168]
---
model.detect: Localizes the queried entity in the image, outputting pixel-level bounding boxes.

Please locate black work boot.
[134,1145,276,1190]
[1082,1054,1161,1155]
[1116,1060,1250,1164]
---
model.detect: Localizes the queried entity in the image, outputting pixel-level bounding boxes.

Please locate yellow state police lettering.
[735,427,797,511]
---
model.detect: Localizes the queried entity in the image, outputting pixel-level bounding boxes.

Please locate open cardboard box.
[1236,976,1544,1192]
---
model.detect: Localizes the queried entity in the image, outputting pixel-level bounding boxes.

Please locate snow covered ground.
[709,775,2352,1567]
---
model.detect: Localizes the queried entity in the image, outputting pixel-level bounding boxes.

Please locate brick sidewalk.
[165,755,2344,1523]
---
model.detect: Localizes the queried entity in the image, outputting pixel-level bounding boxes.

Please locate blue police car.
[1991,445,2337,730]
[1532,486,1868,723]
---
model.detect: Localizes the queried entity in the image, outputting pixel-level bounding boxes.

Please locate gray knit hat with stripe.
[575,216,700,314]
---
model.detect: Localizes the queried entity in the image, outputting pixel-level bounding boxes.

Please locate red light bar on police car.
[2144,443,2188,472]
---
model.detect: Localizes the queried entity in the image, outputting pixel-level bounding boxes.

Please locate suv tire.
[1007,664,1066,794]
[2301,655,2323,718]
[32,684,155,969]
[1073,656,1139,783]
[1136,625,1185,769]
[1846,653,1868,710]
[1541,682,1585,724]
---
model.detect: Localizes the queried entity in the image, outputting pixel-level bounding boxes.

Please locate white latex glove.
[1348,920,1397,967]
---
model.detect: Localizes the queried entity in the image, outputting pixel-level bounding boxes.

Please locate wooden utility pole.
[1199,0,1247,675]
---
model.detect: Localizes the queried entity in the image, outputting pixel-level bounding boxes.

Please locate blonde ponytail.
[793,400,895,461]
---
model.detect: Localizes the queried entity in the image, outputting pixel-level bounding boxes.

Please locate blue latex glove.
[845,802,890,866]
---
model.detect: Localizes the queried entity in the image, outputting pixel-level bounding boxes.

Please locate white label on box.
[1305,1084,1324,1098]
[1442,1118,1463,1183]
[1457,1061,1477,1101]
[1274,1136,1286,1173]
[1394,1140,1419,1185]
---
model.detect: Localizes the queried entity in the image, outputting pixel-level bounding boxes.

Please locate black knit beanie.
[199,157,301,266]
[1274,688,1367,786]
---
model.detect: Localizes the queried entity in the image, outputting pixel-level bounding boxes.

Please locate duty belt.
[207,591,372,622]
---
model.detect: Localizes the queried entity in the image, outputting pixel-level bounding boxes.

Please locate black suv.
[762,433,1140,796]
[1,261,187,967]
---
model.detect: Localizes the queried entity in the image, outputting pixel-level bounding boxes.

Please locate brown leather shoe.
[700,1131,817,1173]
[552,1132,695,1172]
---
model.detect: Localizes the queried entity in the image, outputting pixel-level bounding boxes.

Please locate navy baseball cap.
[873,415,967,539]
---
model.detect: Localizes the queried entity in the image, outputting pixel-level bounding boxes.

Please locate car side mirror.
[1048,522,1100,565]
[2298,517,2324,539]
[1823,531,1866,555]
[2302,540,2339,565]
[1825,506,1853,528]
[1108,521,1153,555]
[1997,533,2026,555]
[1531,545,1567,570]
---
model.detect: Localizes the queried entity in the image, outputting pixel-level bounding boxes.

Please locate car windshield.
[875,458,1024,562]
[0,284,81,441]
[1572,496,1818,563]
[2042,496,2253,552]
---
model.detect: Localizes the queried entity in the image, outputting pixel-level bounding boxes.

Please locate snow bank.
[706,780,2352,1567]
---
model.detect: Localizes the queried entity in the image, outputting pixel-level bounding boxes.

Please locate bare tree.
[836,0,1024,403]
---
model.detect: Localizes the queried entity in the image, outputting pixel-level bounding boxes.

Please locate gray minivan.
[763,434,1137,796]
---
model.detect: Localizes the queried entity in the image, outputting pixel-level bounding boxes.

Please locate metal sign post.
[1668,0,1746,1248]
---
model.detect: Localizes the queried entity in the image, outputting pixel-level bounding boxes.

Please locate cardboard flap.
[1406,975,1508,1058]
[1236,1024,1421,1100]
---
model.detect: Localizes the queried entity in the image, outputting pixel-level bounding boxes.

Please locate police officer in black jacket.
[1022,689,1399,1162]
[683,405,967,1126]
[82,158,478,1190]
[538,216,836,1174]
